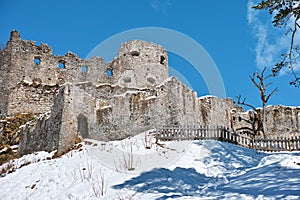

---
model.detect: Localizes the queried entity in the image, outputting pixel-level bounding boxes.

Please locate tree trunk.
[262,102,266,139]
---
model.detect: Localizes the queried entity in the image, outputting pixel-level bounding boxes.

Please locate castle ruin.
[0,30,299,155]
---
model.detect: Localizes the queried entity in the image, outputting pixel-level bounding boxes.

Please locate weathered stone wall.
[18,86,65,155]
[5,31,110,87]
[69,77,238,141]
[19,84,79,156]
[0,43,11,118]
[56,84,78,154]
[232,105,300,137]
[265,105,300,137]
[199,96,243,127]
[7,81,60,116]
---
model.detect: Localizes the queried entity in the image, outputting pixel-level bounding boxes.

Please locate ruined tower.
[111,40,168,88]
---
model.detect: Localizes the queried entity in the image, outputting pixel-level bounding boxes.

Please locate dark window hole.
[131,51,140,58]
[160,55,166,65]
[58,61,65,69]
[34,57,41,65]
[106,69,113,76]
[81,66,87,73]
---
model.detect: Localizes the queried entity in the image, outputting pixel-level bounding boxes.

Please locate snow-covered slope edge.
[0,132,300,200]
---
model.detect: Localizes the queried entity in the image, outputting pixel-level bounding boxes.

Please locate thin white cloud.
[247,0,297,73]
[150,0,172,14]
[247,0,257,24]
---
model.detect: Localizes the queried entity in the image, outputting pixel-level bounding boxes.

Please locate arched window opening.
[160,55,166,65]
[106,69,113,76]
[58,60,65,69]
[131,51,140,58]
[81,66,87,73]
[77,114,89,139]
[34,56,41,65]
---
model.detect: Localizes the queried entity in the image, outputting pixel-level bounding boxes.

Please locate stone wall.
[7,81,60,116]
[0,50,9,118]
[68,77,238,141]
[5,31,110,87]
[265,105,300,137]
[19,84,79,156]
[199,96,243,127]
[18,86,65,155]
[2,30,300,156]
[232,105,300,137]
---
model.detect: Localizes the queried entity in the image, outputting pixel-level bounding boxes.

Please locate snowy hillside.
[0,131,300,200]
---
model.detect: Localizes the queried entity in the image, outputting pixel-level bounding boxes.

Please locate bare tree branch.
[253,0,300,87]
[266,87,279,103]
[236,95,257,111]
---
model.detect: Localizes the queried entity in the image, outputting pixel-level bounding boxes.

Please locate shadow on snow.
[113,141,300,199]
[113,167,214,199]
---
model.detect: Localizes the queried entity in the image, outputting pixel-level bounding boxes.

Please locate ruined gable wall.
[3,31,112,118]
[6,31,110,87]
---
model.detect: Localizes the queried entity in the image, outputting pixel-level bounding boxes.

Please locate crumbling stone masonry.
[0,30,299,155]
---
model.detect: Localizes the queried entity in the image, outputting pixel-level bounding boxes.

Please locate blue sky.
[0,0,299,108]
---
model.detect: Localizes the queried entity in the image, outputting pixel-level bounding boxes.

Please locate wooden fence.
[253,136,300,151]
[155,125,300,152]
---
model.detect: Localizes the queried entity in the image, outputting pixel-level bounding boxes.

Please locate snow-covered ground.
[1,131,300,200]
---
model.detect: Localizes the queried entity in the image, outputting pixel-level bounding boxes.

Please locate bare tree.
[237,67,278,138]
[236,95,261,136]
